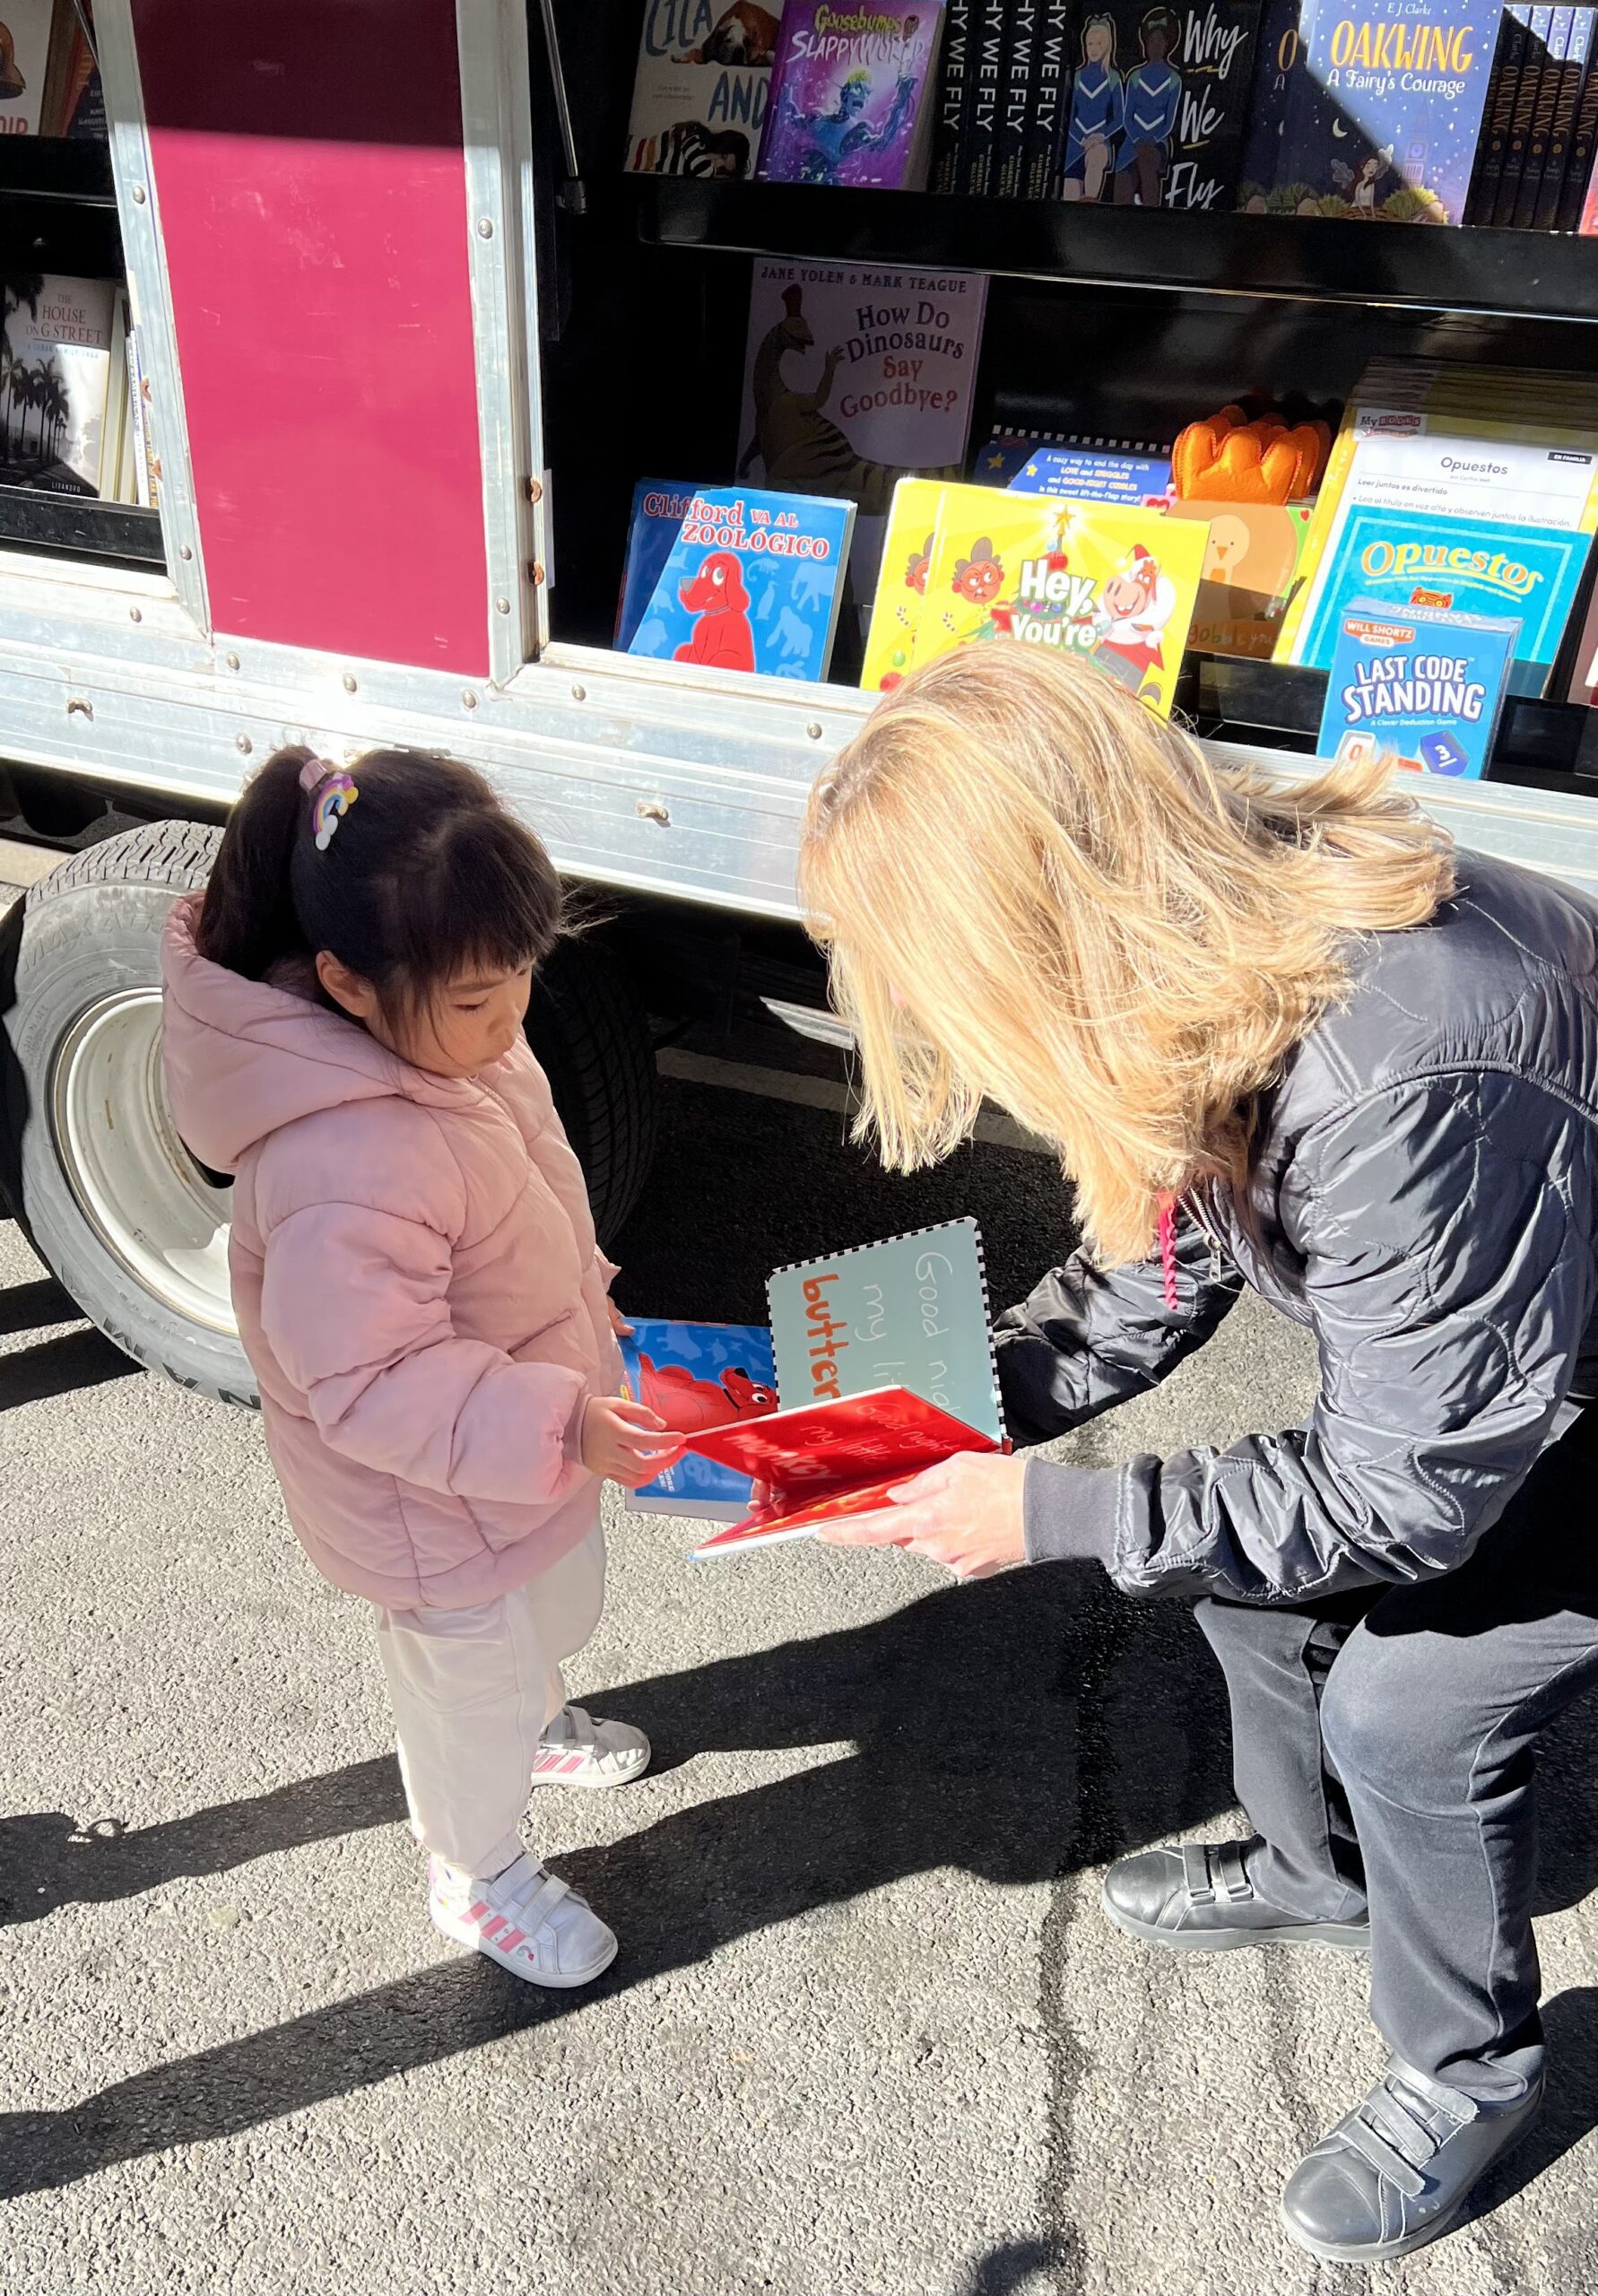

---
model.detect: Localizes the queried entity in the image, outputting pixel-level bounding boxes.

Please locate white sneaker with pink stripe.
[429,1851,617,1987]
[528,1703,651,1790]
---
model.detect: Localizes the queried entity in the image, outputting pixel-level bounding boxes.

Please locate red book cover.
[686,1385,1002,1559]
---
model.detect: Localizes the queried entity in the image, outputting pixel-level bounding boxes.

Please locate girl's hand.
[580,1394,682,1489]
[818,1451,1029,1579]
[607,1299,634,1338]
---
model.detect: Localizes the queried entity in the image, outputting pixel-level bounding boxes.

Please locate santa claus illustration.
[1092,544,1178,699]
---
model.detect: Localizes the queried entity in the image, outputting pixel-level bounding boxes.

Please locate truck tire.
[0,825,660,1405]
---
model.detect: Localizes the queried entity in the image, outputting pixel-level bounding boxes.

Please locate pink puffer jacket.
[161,895,620,1609]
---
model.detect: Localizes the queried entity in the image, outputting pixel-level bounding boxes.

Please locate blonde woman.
[801,645,1598,2266]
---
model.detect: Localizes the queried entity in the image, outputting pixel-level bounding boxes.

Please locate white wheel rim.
[50,987,238,1335]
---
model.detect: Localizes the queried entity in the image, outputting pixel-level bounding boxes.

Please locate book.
[860,474,945,689]
[1537,4,1594,223]
[686,1387,1003,1555]
[1166,499,1314,658]
[767,1214,1004,1440]
[0,0,53,134]
[997,0,1039,196]
[1514,4,1572,225]
[1467,5,1532,219]
[1236,0,1307,204]
[908,483,1212,715]
[1562,566,1598,698]
[615,478,692,648]
[41,0,104,138]
[1317,597,1520,779]
[1269,0,1504,223]
[1077,0,1266,210]
[618,1319,779,1521]
[1296,507,1594,696]
[125,315,159,509]
[931,0,971,187]
[757,0,944,186]
[1060,9,1126,199]
[1028,0,1074,192]
[1497,3,1555,221]
[1561,13,1598,218]
[1008,442,1176,505]
[961,0,1006,189]
[625,483,855,681]
[0,272,118,498]
[624,0,783,177]
[737,259,987,620]
[971,423,1175,483]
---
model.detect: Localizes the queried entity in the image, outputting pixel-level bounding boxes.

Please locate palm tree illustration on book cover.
[0,273,118,497]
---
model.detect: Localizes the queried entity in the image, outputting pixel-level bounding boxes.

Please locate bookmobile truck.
[7,0,1598,1407]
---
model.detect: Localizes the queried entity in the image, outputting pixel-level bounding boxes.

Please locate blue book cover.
[627,483,855,681]
[618,1319,779,1521]
[614,479,690,650]
[1317,596,1520,778]
[767,1217,1004,1443]
[1299,506,1594,696]
[1272,0,1503,222]
[1008,444,1175,507]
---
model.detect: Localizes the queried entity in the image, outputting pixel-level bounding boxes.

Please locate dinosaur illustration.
[739,286,953,513]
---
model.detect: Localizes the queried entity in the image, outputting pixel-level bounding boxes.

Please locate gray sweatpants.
[1195,1413,1598,2103]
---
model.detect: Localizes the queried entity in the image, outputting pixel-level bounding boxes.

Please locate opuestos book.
[625,483,855,682]
[1316,597,1520,780]
[756,0,945,187]
[623,0,784,178]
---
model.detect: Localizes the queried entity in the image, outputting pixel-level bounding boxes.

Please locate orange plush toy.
[1172,404,1330,505]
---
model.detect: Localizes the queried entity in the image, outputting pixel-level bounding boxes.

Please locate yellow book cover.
[861,477,947,692]
[911,486,1210,718]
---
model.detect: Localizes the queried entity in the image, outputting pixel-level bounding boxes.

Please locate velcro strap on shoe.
[1366,2085,1439,2168]
[1213,1840,1252,1902]
[507,1874,570,1935]
[1181,1843,1216,1906]
[1343,2113,1428,2200]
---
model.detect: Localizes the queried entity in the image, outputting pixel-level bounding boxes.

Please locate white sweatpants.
[372,1521,606,1877]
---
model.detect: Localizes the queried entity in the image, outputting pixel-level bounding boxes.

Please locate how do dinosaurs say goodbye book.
[621,1218,1005,1558]
[623,482,855,682]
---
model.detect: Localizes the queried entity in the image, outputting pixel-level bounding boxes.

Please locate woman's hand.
[580,1394,682,1489]
[818,1450,1029,1579]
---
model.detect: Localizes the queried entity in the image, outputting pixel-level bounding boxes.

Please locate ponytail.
[195,744,319,979]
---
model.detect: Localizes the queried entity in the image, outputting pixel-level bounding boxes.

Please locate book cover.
[757,0,944,186]
[1496,2,1555,221]
[1073,0,1265,210]
[615,478,692,648]
[1536,4,1594,222]
[1060,9,1127,199]
[909,483,1211,715]
[860,473,945,689]
[619,1319,779,1521]
[1236,0,1307,203]
[738,260,987,615]
[1028,0,1075,191]
[1317,596,1520,778]
[1298,507,1594,695]
[627,483,855,681]
[962,0,1006,188]
[1167,499,1313,657]
[1467,6,1531,219]
[0,273,117,498]
[1272,0,1504,223]
[1561,11,1598,219]
[624,0,784,177]
[1009,442,1176,504]
[1514,4,1572,225]
[931,0,971,186]
[998,0,1040,195]
[768,1216,1006,1442]
[687,1386,1002,1555]
[1562,563,1598,697]
[0,0,53,134]
[971,423,1175,483]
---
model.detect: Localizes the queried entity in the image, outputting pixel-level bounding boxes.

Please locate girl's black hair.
[195,746,563,1020]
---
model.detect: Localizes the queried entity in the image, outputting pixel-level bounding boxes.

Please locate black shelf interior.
[0,484,162,567]
[642,179,1598,325]
[1,137,122,276]
[0,136,115,206]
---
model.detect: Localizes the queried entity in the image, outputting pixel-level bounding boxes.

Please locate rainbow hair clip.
[299,758,359,852]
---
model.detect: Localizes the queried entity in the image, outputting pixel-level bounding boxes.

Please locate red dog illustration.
[632,1355,778,1434]
[675,550,756,673]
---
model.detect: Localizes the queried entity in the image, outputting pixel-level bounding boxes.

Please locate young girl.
[161,746,679,1988]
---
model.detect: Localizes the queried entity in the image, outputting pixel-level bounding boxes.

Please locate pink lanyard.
[1157,1196,1180,1312]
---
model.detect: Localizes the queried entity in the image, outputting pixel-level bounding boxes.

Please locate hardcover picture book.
[623,0,784,178]
[619,1320,779,1521]
[1008,443,1176,506]
[737,261,986,620]
[909,483,1211,716]
[625,483,855,682]
[1316,597,1520,779]
[756,0,945,187]
[1166,499,1313,658]
[860,474,945,690]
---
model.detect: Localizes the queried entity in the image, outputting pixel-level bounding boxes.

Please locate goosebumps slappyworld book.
[757,0,945,185]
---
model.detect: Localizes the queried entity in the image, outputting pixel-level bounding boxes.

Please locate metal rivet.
[570,683,586,702]
[224,652,240,671]
[342,673,358,692]
[65,696,92,719]
[129,605,143,622]
[477,217,494,239]
[494,596,511,615]
[236,735,253,754]
[461,690,478,709]
[806,721,823,740]
[525,476,543,505]
[636,798,670,826]
[179,544,193,561]
[132,184,147,204]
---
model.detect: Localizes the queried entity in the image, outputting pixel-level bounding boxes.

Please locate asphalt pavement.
[3,855,1596,2295]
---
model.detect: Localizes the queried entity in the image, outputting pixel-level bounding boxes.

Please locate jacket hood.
[161,893,469,1174]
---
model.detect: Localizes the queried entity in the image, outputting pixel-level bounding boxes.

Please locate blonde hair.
[800,645,1455,1265]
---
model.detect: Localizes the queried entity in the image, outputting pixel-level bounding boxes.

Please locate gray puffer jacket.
[999,850,1598,1605]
